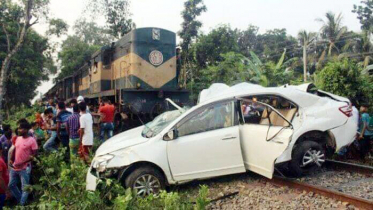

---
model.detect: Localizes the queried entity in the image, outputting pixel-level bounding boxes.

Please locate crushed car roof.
[197,82,346,108]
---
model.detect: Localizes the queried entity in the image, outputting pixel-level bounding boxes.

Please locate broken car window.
[177,101,234,137]
[241,96,297,127]
[142,109,186,138]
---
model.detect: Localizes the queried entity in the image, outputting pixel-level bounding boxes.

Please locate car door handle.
[222,136,237,140]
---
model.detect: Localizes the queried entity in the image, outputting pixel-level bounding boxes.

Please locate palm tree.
[298,30,317,82]
[316,12,348,56]
[340,30,373,67]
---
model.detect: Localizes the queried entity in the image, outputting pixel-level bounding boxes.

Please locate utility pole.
[303,43,307,82]
[302,36,316,83]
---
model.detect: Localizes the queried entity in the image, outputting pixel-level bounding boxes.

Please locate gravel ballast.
[174,172,360,209]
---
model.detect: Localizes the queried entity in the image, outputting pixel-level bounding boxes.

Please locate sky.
[33,0,362,101]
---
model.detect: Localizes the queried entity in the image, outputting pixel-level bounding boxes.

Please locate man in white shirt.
[79,102,93,163]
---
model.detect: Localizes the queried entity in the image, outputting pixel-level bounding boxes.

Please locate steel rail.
[325,160,373,176]
[270,176,373,210]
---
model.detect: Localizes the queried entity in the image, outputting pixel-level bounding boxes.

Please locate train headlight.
[136,83,141,89]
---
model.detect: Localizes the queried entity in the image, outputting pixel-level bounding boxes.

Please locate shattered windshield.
[142,109,186,138]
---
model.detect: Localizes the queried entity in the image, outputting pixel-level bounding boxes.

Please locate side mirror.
[163,129,177,141]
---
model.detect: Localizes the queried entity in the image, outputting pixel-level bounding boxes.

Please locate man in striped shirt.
[66,105,80,158]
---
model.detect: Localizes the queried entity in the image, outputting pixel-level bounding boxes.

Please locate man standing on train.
[99,97,115,142]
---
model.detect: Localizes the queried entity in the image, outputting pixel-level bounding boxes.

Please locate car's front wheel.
[290,141,326,177]
[125,166,166,196]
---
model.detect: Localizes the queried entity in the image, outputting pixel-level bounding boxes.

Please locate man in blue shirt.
[56,102,72,160]
[358,105,372,160]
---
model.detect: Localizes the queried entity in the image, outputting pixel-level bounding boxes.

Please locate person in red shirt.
[0,145,9,209]
[99,97,115,142]
[8,120,38,206]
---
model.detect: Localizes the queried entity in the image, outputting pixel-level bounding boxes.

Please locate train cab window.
[93,62,98,73]
[102,49,112,66]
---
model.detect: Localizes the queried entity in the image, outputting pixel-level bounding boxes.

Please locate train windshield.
[142,110,184,138]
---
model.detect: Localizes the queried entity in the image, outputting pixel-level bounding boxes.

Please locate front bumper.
[86,164,126,191]
[86,166,98,191]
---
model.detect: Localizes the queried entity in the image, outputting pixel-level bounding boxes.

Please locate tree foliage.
[316,59,371,106]
[194,25,240,69]
[57,36,100,80]
[0,1,55,112]
[87,0,134,39]
[353,0,373,32]
[73,19,114,46]
[317,12,350,56]
[179,0,207,53]
[46,18,68,37]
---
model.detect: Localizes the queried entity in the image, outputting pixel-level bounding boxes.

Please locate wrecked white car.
[86,83,357,196]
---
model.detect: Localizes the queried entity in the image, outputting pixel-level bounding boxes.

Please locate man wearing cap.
[77,96,90,113]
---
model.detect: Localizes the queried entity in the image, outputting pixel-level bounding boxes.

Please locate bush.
[3,104,44,130]
[7,150,210,209]
[316,58,372,108]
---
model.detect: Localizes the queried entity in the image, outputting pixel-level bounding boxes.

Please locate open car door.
[238,98,294,179]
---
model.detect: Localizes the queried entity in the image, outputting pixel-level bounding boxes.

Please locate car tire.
[289,141,326,177]
[125,166,166,196]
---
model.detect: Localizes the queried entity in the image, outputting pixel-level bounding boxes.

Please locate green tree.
[237,25,259,58]
[353,0,373,32]
[255,28,298,62]
[86,0,134,39]
[339,31,373,67]
[179,0,207,53]
[0,29,55,114]
[194,25,240,69]
[178,0,207,87]
[47,18,68,37]
[57,36,101,80]
[317,12,349,56]
[0,0,51,121]
[316,59,369,104]
[73,19,114,46]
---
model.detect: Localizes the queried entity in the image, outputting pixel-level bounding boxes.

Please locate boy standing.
[79,102,93,163]
[359,105,372,160]
[8,120,38,206]
[43,108,58,152]
[67,105,80,158]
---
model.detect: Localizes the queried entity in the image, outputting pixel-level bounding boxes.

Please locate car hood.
[95,126,148,156]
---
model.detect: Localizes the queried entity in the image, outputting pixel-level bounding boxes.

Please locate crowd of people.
[0,96,116,207]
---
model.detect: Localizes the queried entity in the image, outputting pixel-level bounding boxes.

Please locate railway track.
[271,160,373,210]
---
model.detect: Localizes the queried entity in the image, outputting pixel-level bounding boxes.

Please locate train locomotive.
[45,27,189,122]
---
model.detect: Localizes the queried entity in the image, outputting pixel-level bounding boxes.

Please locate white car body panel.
[167,126,245,181]
[86,82,357,191]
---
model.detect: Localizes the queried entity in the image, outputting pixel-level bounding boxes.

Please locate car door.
[239,98,294,179]
[167,100,246,182]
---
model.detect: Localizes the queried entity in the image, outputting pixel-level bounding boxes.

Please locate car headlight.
[93,154,114,173]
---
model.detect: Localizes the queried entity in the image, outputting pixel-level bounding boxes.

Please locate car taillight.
[339,105,352,117]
